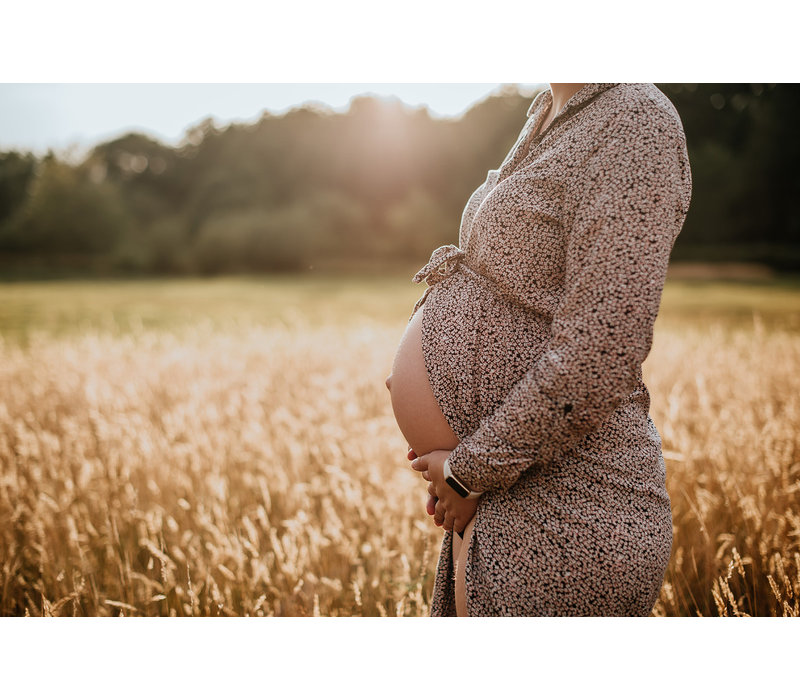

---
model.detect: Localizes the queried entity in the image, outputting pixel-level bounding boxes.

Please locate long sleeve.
[447,105,692,494]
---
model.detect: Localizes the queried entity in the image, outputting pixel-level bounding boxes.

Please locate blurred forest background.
[1,83,798,277]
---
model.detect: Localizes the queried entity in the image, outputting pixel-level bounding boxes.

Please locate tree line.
[0,83,798,276]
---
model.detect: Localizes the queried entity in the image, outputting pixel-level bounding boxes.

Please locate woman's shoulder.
[558,84,692,215]
[596,83,687,140]
[576,84,692,218]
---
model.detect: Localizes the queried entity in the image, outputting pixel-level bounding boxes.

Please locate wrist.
[443,457,483,499]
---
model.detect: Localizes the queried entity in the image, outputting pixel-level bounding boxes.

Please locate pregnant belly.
[386,304,459,456]
[407,271,554,439]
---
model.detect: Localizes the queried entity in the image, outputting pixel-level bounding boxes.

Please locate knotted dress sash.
[409,245,465,319]
[409,244,469,320]
[409,243,535,324]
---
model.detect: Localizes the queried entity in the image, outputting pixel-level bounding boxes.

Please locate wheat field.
[0,275,798,616]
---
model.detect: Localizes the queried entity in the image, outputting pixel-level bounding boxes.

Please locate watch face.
[445,475,469,499]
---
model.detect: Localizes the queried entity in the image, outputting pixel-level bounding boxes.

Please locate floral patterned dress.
[410,83,692,616]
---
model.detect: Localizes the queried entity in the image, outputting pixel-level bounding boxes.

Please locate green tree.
[192,205,315,273]
[1,155,132,257]
[0,151,37,226]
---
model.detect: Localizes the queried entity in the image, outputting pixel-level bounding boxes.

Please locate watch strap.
[443,457,482,499]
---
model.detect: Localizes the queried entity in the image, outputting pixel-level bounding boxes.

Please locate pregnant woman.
[385,83,692,616]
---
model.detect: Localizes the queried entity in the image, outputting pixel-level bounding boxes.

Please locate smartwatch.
[443,458,483,499]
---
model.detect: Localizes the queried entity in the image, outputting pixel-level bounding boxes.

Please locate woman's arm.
[446,104,693,494]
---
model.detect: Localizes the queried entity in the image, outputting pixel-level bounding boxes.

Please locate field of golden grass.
[1,274,799,616]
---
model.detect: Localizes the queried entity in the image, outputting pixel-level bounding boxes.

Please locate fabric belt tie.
[409,243,535,322]
[412,244,466,286]
[409,244,466,320]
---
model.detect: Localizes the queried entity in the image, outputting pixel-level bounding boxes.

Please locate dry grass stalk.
[0,306,798,616]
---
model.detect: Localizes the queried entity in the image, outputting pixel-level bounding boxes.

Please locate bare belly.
[386,305,459,456]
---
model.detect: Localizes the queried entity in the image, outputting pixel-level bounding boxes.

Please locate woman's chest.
[460,152,576,295]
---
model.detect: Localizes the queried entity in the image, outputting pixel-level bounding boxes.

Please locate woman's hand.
[411,449,479,533]
[425,481,478,533]
[408,448,438,516]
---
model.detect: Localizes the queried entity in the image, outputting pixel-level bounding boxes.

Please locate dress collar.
[526,83,620,118]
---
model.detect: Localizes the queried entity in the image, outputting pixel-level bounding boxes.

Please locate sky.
[0,83,545,156]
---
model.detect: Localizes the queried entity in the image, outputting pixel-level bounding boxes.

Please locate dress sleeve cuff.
[447,441,491,494]
[448,422,544,494]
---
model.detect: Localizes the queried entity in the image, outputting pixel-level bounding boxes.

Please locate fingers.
[434,499,445,528]
[427,482,436,497]
[411,454,430,481]
[434,500,455,533]
[407,448,417,461]
[410,454,428,473]
[426,494,437,516]
[442,510,455,533]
